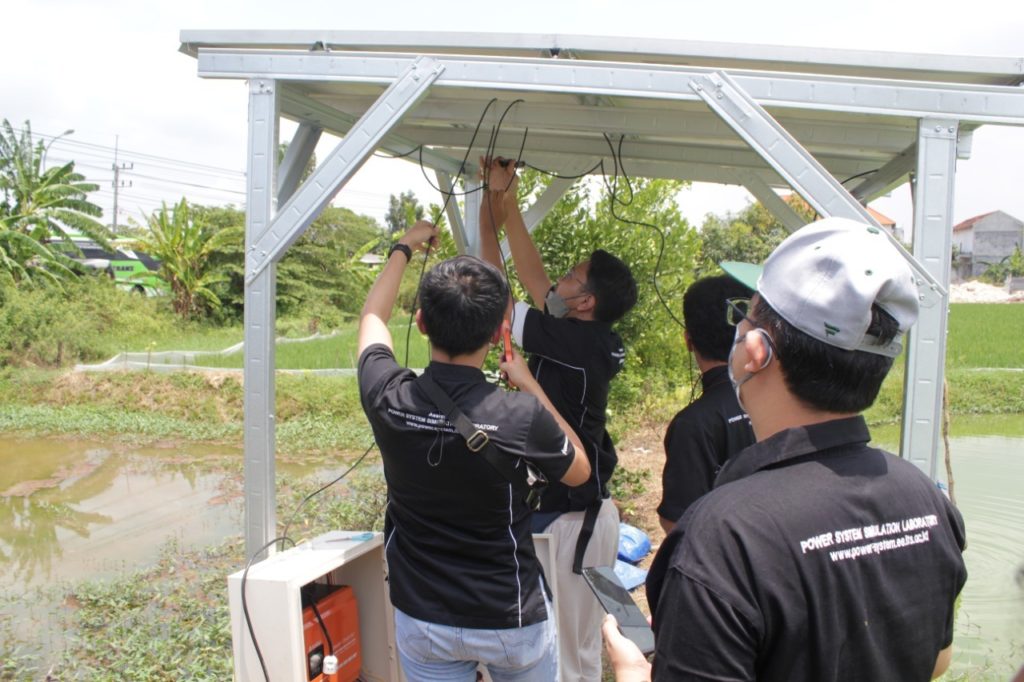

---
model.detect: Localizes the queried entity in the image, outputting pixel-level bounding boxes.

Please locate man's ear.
[415,309,428,335]
[743,329,773,372]
[576,291,596,313]
[684,331,694,353]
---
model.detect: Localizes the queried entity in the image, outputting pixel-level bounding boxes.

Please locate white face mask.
[544,284,589,319]
[727,325,773,410]
[544,285,570,318]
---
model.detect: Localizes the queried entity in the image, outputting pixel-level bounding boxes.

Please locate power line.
[22,127,246,177]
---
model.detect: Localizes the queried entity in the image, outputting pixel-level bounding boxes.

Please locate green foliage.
[132,198,238,319]
[51,539,238,680]
[187,320,430,370]
[0,119,109,285]
[695,196,810,275]
[979,245,1024,285]
[202,204,388,326]
[0,275,174,367]
[384,189,424,234]
[277,207,385,322]
[280,467,389,541]
[521,170,700,387]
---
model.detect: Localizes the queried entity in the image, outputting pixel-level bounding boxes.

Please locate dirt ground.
[611,421,671,615]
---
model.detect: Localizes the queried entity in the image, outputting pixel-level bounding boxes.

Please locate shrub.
[0,276,174,367]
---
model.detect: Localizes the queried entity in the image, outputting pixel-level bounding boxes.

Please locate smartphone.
[582,565,656,655]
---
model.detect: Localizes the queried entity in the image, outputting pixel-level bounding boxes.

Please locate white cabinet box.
[228,531,558,682]
[227,531,398,682]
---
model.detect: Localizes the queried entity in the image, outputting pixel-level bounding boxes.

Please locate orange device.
[301,583,361,682]
[502,324,513,362]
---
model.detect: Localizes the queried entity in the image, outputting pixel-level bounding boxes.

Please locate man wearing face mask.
[603,217,966,682]
[480,157,638,682]
[657,275,756,536]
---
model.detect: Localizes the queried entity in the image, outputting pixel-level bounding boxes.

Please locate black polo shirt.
[646,416,967,682]
[658,364,754,524]
[358,344,575,629]
[512,302,623,512]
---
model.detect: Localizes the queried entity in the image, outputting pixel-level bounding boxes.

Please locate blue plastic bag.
[614,559,649,591]
[617,522,652,564]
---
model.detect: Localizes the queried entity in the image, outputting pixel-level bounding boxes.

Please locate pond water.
[0,436,243,590]
[1,420,1022,677]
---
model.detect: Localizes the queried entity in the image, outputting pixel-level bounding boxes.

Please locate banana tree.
[0,120,108,284]
[134,198,236,318]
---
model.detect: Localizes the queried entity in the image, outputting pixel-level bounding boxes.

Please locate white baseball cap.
[721,217,919,357]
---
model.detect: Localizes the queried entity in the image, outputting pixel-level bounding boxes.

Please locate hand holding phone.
[583,566,655,655]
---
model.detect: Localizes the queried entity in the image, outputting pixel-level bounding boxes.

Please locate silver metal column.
[243,79,279,560]
[901,119,958,478]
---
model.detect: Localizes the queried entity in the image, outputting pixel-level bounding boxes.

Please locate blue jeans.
[394,593,558,681]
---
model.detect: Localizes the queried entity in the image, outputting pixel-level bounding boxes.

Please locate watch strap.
[388,243,412,263]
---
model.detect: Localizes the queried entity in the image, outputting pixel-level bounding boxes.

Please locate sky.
[4,0,1023,233]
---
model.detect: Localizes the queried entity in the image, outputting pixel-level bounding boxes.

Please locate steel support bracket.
[245,56,444,285]
[690,71,945,307]
[277,122,322,204]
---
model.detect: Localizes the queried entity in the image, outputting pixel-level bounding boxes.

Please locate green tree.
[385,190,424,234]
[133,199,236,319]
[514,170,701,384]
[197,204,389,327]
[0,120,108,285]
[696,195,811,276]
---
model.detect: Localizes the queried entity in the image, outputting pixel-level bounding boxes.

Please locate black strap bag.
[418,373,548,510]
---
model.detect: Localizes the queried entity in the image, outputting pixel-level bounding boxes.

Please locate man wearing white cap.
[603,218,967,682]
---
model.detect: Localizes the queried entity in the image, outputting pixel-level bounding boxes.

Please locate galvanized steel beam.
[279,87,466,175]
[243,79,279,561]
[901,119,957,479]
[435,170,469,254]
[277,122,321,203]
[737,169,806,233]
[691,71,945,306]
[195,49,1024,125]
[245,57,444,285]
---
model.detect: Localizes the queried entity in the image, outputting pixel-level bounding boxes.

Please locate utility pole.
[111,135,133,232]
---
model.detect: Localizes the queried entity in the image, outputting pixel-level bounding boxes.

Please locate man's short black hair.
[684,275,754,362]
[419,256,509,357]
[753,297,900,413]
[586,249,638,323]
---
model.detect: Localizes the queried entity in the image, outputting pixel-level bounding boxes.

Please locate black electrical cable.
[523,159,604,180]
[310,600,335,662]
[841,168,879,185]
[279,444,376,546]
[411,98,500,203]
[599,133,686,331]
[373,144,423,160]
[401,98,502,367]
[241,535,296,682]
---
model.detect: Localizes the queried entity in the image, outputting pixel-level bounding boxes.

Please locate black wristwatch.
[388,243,412,263]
